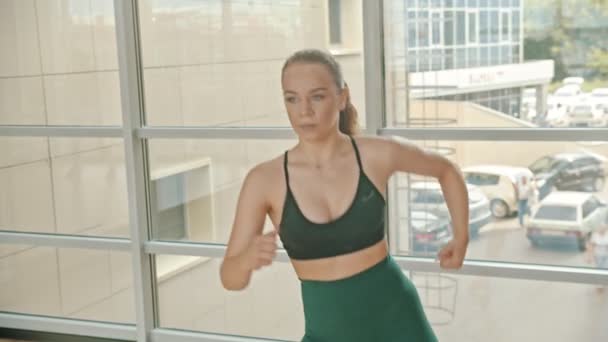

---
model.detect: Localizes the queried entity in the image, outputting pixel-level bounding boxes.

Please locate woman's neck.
[295,133,350,169]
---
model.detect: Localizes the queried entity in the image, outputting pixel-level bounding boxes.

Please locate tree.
[587,48,608,78]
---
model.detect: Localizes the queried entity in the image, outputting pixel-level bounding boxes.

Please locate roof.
[540,191,593,206]
[410,181,442,190]
[410,181,480,192]
[551,152,594,162]
[591,88,608,96]
[410,211,440,221]
[463,165,533,179]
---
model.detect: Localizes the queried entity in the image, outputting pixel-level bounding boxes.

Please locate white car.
[526,192,608,251]
[406,181,492,238]
[463,165,536,218]
[562,76,584,87]
[546,86,583,127]
[566,100,608,127]
[589,88,608,126]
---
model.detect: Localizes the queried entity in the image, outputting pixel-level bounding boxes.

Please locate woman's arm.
[384,136,469,269]
[220,164,277,290]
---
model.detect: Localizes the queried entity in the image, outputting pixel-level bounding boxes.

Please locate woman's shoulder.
[245,154,286,187]
[352,134,408,160]
[351,134,393,152]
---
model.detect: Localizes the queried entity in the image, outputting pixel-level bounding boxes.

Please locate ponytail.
[339,83,358,135]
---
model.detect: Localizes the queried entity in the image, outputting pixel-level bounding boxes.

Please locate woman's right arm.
[220,165,277,291]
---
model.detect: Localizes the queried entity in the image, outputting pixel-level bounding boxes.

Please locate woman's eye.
[285,97,296,103]
[312,95,324,101]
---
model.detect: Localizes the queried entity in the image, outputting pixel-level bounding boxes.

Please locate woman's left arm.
[383,136,469,269]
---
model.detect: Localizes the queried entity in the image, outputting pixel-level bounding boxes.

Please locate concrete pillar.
[536,84,548,119]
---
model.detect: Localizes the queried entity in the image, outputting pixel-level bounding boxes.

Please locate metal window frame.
[114,1,157,342]
[0,0,608,342]
[0,313,136,341]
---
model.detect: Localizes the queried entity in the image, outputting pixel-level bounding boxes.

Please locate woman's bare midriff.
[291,239,389,281]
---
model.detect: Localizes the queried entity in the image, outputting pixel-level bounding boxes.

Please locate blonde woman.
[220,49,470,341]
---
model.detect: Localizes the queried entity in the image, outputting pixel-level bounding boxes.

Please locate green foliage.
[587,48,608,78]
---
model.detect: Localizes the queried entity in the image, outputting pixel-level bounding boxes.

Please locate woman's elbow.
[220,261,249,291]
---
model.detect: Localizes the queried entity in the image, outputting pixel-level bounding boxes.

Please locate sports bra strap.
[349,136,363,172]
[283,151,291,191]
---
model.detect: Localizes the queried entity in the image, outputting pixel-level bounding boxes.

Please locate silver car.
[405,181,492,238]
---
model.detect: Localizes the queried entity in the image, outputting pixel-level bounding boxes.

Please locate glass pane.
[431,274,607,340]
[501,12,509,40]
[0,0,122,126]
[148,139,296,243]
[467,47,479,67]
[388,140,608,267]
[479,10,489,43]
[455,11,466,44]
[512,10,520,41]
[443,11,454,46]
[418,11,430,47]
[138,0,365,128]
[0,245,134,324]
[468,12,477,43]
[156,255,608,341]
[157,257,302,340]
[0,138,129,238]
[490,10,499,42]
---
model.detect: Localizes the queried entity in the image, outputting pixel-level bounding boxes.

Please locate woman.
[220,49,469,341]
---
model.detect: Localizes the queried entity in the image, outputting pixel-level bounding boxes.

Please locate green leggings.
[300,255,438,342]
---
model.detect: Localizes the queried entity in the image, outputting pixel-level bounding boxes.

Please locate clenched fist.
[242,230,278,271]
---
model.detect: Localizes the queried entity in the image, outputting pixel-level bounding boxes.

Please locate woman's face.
[281,62,347,140]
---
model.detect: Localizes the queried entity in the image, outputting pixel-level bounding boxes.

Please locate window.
[480,10,489,43]
[468,10,478,43]
[328,0,342,45]
[501,10,510,42]
[534,205,578,221]
[455,47,466,68]
[582,199,599,218]
[413,189,445,204]
[467,47,479,67]
[456,11,466,45]
[418,11,430,47]
[512,10,520,41]
[431,11,443,46]
[490,10,499,42]
[465,173,500,186]
[444,10,454,46]
[408,11,418,48]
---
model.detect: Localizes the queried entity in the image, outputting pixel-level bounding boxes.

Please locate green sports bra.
[278,136,386,260]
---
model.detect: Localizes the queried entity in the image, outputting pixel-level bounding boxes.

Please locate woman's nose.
[299,100,313,116]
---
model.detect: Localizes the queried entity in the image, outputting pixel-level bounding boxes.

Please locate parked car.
[526,192,608,251]
[405,211,452,254]
[463,165,536,218]
[406,181,492,238]
[566,97,608,127]
[545,85,584,127]
[562,76,584,87]
[529,152,606,199]
[590,88,608,126]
